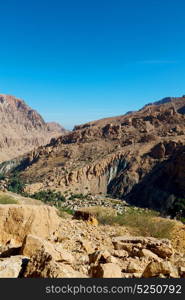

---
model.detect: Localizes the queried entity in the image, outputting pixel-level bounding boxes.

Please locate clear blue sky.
[1,0,185,129]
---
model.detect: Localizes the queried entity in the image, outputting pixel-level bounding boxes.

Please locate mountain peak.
[0,94,66,162]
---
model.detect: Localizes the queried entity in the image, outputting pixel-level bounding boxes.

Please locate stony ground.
[0,198,184,278]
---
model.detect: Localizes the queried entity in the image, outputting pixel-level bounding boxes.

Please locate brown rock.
[91,263,122,278]
[0,256,28,278]
[150,245,173,259]
[142,261,179,278]
[21,234,74,264]
[0,205,61,245]
[24,249,86,278]
[150,143,166,159]
[0,94,66,163]
[89,250,111,265]
[138,249,161,261]
[179,267,185,278]
[79,239,94,254]
[127,261,142,273]
[112,250,129,258]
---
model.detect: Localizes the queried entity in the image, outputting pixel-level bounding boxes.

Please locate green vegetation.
[95,206,174,239]
[68,193,87,200]
[7,174,25,194]
[0,194,18,204]
[57,207,74,218]
[0,173,5,180]
[30,190,66,206]
[169,198,185,220]
[4,172,67,209]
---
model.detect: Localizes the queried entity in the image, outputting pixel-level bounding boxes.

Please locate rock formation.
[0,94,67,162]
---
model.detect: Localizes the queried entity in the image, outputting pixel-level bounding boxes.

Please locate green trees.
[31,190,65,205]
[7,175,25,194]
[6,173,66,206]
[0,173,5,180]
[169,198,185,222]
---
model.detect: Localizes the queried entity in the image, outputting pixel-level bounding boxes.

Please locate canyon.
[1,95,185,214]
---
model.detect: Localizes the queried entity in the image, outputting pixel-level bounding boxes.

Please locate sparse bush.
[68,193,86,200]
[57,207,74,218]
[0,195,18,204]
[7,175,25,194]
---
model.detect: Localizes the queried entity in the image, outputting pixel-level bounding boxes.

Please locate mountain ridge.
[0,94,67,162]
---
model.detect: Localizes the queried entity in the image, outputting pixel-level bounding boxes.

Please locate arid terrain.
[0,94,185,278]
[2,96,185,213]
[0,94,67,162]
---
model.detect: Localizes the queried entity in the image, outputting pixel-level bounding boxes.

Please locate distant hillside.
[0,94,67,162]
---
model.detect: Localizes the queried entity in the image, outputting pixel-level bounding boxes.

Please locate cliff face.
[1,95,185,213]
[0,94,66,162]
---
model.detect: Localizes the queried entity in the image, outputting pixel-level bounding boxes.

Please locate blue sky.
[0,0,185,129]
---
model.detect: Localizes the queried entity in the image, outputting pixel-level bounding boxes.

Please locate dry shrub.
[97,207,174,239]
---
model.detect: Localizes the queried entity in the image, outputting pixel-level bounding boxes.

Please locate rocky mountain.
[0,94,67,162]
[1,95,185,215]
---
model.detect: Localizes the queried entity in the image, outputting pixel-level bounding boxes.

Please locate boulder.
[138,249,161,261]
[150,244,173,259]
[142,261,179,278]
[127,261,142,273]
[112,236,173,258]
[179,267,185,278]
[150,143,166,159]
[0,239,22,257]
[21,234,74,264]
[112,249,129,258]
[0,256,28,278]
[79,239,94,254]
[73,209,98,226]
[89,250,111,265]
[0,205,61,245]
[90,263,122,278]
[24,249,86,278]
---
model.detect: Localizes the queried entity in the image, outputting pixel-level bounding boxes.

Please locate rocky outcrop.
[0,205,61,245]
[0,256,28,278]
[21,235,75,264]
[24,248,86,278]
[0,94,66,162]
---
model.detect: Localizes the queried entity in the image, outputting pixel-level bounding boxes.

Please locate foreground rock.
[21,234,74,264]
[112,236,173,259]
[0,205,61,245]
[0,204,184,278]
[24,249,86,278]
[91,263,122,278]
[142,261,179,278]
[0,256,28,278]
